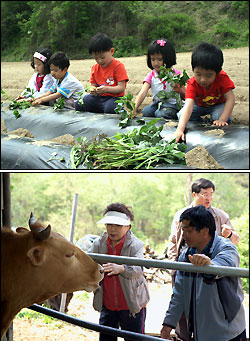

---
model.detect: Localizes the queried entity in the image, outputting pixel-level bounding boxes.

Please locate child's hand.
[173,83,186,99]
[90,86,98,96]
[213,119,229,127]
[103,263,125,276]
[32,98,43,106]
[172,128,185,143]
[23,98,33,102]
[131,108,138,119]
[172,83,181,92]
[96,85,107,95]
[15,96,25,102]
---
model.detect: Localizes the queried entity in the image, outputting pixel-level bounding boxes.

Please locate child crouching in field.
[75,33,129,114]
[16,48,54,103]
[32,52,84,110]
[173,42,235,143]
[89,202,149,341]
[133,38,186,119]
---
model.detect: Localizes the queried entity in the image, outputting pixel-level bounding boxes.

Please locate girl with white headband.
[15,48,54,103]
[89,202,150,341]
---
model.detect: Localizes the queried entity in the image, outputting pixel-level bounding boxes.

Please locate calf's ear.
[27,246,46,266]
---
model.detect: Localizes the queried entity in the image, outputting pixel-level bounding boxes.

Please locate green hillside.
[1,1,249,61]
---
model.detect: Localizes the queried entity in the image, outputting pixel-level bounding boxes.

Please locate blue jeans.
[177,101,232,123]
[143,101,179,119]
[99,305,146,341]
[75,94,119,114]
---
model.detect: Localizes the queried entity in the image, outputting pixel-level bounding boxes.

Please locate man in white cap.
[88,202,149,341]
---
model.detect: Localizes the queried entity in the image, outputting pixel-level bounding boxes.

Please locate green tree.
[2,1,249,61]
[232,213,249,292]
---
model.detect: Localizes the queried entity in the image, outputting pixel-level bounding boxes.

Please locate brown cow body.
[1,213,103,339]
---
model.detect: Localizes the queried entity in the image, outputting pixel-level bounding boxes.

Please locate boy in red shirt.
[75,33,129,114]
[173,42,235,143]
[89,202,149,341]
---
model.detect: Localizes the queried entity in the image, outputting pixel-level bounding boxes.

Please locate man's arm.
[167,217,180,261]
[214,207,240,245]
[160,325,174,340]
[221,224,240,245]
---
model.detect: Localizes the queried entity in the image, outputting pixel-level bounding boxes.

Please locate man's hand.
[103,263,125,276]
[221,224,232,238]
[188,254,211,266]
[213,119,228,127]
[160,325,174,339]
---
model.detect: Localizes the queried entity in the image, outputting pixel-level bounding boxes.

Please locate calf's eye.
[65,252,75,258]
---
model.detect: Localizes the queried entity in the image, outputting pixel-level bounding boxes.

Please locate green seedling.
[114,92,136,128]
[75,85,96,107]
[157,66,189,110]
[53,96,65,110]
[1,88,32,119]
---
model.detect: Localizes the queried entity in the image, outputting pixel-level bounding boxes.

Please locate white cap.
[97,211,130,226]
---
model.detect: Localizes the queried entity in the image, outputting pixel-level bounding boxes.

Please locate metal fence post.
[59,193,79,313]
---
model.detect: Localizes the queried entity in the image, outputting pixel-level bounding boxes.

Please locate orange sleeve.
[115,61,129,83]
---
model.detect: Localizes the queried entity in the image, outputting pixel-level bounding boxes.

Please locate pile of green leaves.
[157,66,189,110]
[1,88,32,119]
[69,118,186,169]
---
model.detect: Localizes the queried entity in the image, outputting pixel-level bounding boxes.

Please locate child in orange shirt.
[75,33,129,114]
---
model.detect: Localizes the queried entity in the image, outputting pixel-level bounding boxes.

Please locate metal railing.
[88,253,249,278]
[28,252,248,340]
[29,304,164,341]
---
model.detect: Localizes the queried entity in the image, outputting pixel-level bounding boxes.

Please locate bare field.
[1,47,249,124]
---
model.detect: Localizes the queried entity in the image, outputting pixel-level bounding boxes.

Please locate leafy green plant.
[69,118,187,169]
[22,87,35,99]
[232,213,249,293]
[75,85,96,108]
[17,307,57,323]
[1,88,32,119]
[114,92,136,128]
[157,66,189,110]
[53,96,65,110]
[47,152,65,163]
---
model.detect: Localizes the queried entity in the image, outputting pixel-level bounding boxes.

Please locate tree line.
[1,1,249,61]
